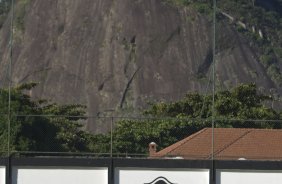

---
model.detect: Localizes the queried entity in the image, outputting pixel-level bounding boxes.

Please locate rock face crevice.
[0,0,279,132]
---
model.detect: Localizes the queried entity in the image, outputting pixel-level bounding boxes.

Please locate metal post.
[211,0,216,183]
[110,117,113,157]
[212,0,216,162]
[7,1,15,183]
[8,0,15,159]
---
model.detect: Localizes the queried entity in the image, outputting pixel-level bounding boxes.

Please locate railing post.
[110,117,113,158]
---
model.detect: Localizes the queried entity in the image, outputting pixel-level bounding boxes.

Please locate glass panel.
[7,1,281,160]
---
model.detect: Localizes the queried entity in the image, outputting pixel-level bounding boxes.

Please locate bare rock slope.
[0,0,278,132]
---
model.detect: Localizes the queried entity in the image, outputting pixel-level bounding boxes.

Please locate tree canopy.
[0,83,281,156]
[0,83,92,154]
[92,83,282,155]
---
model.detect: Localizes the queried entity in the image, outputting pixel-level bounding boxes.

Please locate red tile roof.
[154,128,282,160]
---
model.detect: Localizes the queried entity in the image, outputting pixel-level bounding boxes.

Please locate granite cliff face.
[0,0,279,132]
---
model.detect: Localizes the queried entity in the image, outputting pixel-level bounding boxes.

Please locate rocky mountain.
[0,0,281,132]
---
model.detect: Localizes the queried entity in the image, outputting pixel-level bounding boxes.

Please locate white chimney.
[149,142,157,156]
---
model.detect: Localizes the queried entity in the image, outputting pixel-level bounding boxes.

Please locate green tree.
[0,83,91,154]
[92,84,281,155]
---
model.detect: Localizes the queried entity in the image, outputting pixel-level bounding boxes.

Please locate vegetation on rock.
[0,0,11,28]
[165,0,282,86]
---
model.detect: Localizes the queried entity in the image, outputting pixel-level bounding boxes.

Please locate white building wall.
[217,170,282,184]
[115,168,209,184]
[0,167,5,184]
[12,167,108,184]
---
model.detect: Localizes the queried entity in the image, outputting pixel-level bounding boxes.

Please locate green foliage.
[145,83,275,120]
[93,84,281,155]
[260,54,275,67]
[216,0,282,86]
[192,2,212,15]
[0,0,11,28]
[111,119,210,154]
[164,0,191,6]
[0,0,31,31]
[0,0,11,14]
[0,83,92,154]
[15,0,30,32]
[166,0,282,86]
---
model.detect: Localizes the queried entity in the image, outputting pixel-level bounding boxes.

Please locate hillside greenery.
[165,0,282,86]
[0,0,11,28]
[217,0,282,86]
[0,0,32,32]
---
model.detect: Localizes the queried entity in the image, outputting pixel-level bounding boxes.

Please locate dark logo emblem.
[144,177,177,184]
